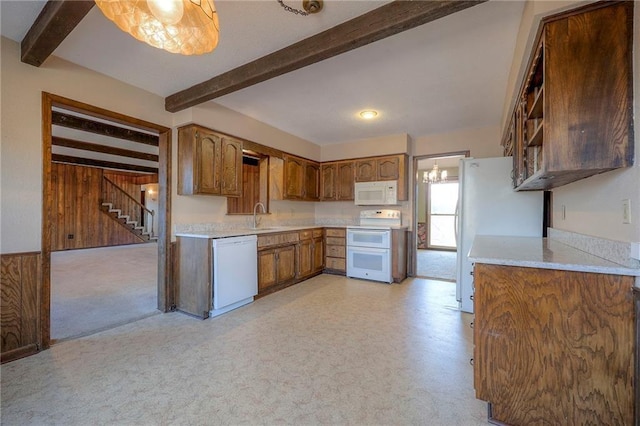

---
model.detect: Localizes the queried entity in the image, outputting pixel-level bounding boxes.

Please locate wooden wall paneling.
[1,252,41,363]
[1,256,22,352]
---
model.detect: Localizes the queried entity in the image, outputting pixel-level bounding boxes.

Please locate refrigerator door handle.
[454,200,460,246]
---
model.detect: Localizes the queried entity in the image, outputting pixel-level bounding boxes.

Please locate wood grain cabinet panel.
[510,2,633,190]
[1,252,41,363]
[324,228,346,274]
[283,155,320,201]
[320,163,337,200]
[321,161,354,201]
[473,263,635,425]
[178,124,242,196]
[355,159,376,181]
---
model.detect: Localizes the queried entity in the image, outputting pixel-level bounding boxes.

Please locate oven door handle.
[347,230,391,236]
[347,246,389,254]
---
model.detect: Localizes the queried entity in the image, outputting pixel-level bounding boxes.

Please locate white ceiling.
[1,0,525,146]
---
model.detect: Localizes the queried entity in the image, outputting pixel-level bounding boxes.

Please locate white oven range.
[346,210,401,283]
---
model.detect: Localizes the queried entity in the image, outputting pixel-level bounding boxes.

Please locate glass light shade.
[95,0,220,55]
[359,110,378,120]
[423,163,447,183]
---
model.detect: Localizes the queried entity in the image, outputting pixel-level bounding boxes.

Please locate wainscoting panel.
[1,252,41,363]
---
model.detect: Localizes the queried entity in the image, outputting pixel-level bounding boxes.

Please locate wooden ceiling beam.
[165,0,487,112]
[52,136,160,162]
[21,0,95,67]
[52,111,160,146]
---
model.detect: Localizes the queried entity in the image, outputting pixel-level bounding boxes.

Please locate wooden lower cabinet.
[473,263,636,425]
[297,229,324,279]
[324,228,346,274]
[258,245,296,292]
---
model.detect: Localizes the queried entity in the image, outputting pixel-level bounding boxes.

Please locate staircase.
[100,202,156,242]
[101,176,157,243]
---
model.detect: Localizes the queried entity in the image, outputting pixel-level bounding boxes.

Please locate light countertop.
[175,225,329,239]
[469,235,640,277]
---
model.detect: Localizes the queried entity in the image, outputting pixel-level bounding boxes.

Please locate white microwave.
[354,181,398,206]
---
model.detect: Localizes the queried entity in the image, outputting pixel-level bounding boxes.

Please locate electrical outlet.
[622,199,631,224]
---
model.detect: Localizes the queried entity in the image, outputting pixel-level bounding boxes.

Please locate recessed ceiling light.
[359,110,378,120]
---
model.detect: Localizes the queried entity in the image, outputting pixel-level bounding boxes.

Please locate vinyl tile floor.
[1,275,488,426]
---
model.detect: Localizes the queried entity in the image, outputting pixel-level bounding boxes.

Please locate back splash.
[548,228,640,269]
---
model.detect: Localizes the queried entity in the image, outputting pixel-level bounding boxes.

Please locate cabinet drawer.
[326,257,346,271]
[312,229,324,238]
[326,245,345,258]
[258,232,299,248]
[299,230,313,240]
[325,237,345,246]
[325,228,345,237]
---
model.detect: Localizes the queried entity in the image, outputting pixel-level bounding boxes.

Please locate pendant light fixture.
[423,162,448,184]
[95,0,220,55]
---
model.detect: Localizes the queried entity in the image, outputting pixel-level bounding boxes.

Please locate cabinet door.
[195,131,221,194]
[220,137,242,197]
[304,161,320,201]
[175,237,212,318]
[276,245,296,283]
[297,239,313,278]
[336,161,354,200]
[312,236,324,273]
[258,249,277,291]
[355,159,376,182]
[284,156,305,199]
[377,156,400,180]
[320,163,337,200]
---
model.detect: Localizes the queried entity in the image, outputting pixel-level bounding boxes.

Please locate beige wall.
[412,125,502,159]
[1,37,173,253]
[320,134,410,162]
[503,1,640,242]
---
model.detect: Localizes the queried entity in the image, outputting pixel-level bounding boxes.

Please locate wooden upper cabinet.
[355,159,377,181]
[511,1,633,190]
[178,124,242,197]
[283,155,305,199]
[321,161,355,201]
[283,155,320,201]
[377,156,400,180]
[220,137,242,196]
[320,163,337,200]
[304,161,320,201]
[336,161,355,200]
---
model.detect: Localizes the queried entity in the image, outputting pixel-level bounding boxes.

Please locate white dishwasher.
[211,235,258,317]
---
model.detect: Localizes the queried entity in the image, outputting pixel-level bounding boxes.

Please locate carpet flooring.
[416,249,457,281]
[51,243,159,341]
[1,275,487,425]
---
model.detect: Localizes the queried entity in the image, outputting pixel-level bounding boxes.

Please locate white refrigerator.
[456,157,543,313]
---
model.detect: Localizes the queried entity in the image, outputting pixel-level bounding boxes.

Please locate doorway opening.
[42,93,172,348]
[413,152,469,287]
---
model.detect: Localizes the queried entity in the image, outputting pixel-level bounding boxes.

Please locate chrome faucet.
[252,202,266,229]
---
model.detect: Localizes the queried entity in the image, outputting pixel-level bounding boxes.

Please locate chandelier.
[423,162,447,184]
[95,0,220,55]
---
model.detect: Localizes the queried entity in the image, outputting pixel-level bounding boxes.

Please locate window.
[428,181,459,249]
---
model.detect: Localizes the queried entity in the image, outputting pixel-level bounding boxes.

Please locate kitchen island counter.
[469,235,640,277]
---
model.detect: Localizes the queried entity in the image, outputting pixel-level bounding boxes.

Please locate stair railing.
[102,176,155,238]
